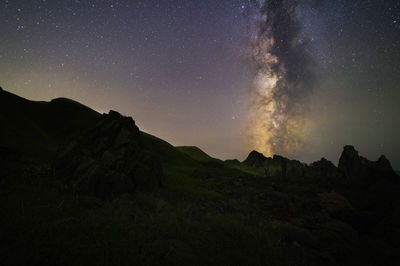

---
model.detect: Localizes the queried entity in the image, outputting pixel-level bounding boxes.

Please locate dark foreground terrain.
[1,87,399,266]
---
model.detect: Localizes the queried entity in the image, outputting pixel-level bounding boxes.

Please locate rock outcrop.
[244,151,306,178]
[236,146,399,264]
[54,110,163,198]
[338,145,397,181]
[266,155,305,178]
[243,146,398,183]
[338,145,364,178]
[334,145,399,234]
[243,150,267,168]
[305,157,341,179]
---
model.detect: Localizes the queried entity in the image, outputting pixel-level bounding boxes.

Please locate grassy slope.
[176,146,264,176]
[224,160,265,176]
[0,88,246,199]
[0,89,329,265]
[140,132,256,202]
[176,146,222,163]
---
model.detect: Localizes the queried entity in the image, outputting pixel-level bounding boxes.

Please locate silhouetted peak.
[377,155,393,171]
[311,157,336,168]
[108,110,122,117]
[339,145,397,179]
[338,145,362,177]
[342,145,359,157]
[243,150,267,167]
[246,150,266,160]
[248,150,264,157]
[0,86,3,92]
[306,157,339,178]
[108,110,133,121]
[102,110,137,131]
[50,97,78,103]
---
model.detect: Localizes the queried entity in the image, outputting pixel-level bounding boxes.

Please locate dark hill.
[0,88,200,169]
[0,88,246,187]
[0,88,100,159]
[176,146,222,163]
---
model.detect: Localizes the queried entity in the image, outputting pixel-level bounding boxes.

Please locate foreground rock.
[54,110,163,198]
[213,147,399,264]
[338,145,398,180]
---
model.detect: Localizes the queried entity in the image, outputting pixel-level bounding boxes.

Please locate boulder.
[54,110,163,198]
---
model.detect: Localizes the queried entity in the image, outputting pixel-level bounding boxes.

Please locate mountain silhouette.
[1,87,399,266]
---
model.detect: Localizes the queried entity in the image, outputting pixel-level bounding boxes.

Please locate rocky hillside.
[1,88,399,266]
[54,110,163,198]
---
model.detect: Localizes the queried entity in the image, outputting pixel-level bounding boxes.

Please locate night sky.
[1,0,399,168]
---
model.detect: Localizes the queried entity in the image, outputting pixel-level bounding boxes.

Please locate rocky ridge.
[192,146,400,265]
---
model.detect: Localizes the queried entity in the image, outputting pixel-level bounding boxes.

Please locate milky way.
[1,0,400,167]
[247,0,317,157]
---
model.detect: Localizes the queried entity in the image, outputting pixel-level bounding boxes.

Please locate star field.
[1,0,399,167]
